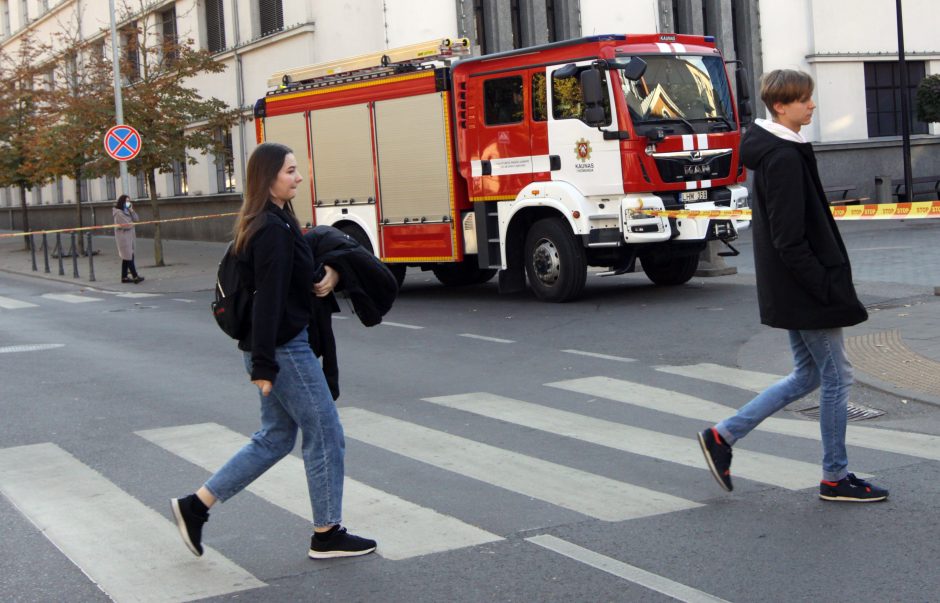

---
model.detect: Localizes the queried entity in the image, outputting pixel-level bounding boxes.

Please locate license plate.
[680,190,708,202]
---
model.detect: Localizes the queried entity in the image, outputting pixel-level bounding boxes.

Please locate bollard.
[42,233,50,273]
[56,233,65,275]
[70,232,79,278]
[87,232,96,282]
[30,234,37,271]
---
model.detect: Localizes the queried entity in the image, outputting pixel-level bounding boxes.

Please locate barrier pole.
[87,233,96,282]
[56,233,65,275]
[29,234,37,271]
[42,233,50,273]
[70,233,79,278]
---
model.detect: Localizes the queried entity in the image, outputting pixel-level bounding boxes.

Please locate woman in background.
[112,194,144,284]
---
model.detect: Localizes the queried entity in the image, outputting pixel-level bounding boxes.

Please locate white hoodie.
[754,118,807,144]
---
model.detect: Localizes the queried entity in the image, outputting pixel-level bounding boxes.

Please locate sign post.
[108,0,131,198]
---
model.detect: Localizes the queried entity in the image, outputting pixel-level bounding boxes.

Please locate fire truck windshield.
[620,54,734,133]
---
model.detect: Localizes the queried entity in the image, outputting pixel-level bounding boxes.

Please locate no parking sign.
[103,125,142,161]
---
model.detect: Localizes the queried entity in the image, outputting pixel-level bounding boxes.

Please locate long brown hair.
[233,142,294,254]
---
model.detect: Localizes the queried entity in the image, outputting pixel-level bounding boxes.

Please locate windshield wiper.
[693,116,735,131]
[641,116,696,133]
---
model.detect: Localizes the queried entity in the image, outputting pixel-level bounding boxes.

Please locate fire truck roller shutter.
[263,112,315,228]
[309,103,379,245]
[373,93,453,224]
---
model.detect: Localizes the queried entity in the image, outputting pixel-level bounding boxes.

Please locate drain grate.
[792,403,885,422]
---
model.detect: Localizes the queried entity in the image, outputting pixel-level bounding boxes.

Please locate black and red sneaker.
[819,473,888,502]
[698,428,733,492]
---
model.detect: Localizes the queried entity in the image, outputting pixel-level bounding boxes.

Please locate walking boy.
[697,69,888,502]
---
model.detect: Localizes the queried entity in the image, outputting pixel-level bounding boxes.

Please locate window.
[161,7,178,65]
[1,0,11,37]
[55,177,63,204]
[484,76,524,125]
[32,187,42,206]
[106,175,116,200]
[552,68,611,125]
[171,157,188,196]
[545,0,557,43]
[509,0,522,48]
[135,170,147,199]
[43,67,55,90]
[2,187,11,207]
[204,0,225,53]
[123,21,140,81]
[19,0,26,27]
[473,0,488,55]
[532,72,547,121]
[865,61,928,137]
[79,179,89,203]
[215,128,236,192]
[259,0,284,37]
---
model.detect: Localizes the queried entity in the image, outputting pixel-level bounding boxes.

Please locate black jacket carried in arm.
[740,124,867,330]
[303,225,399,400]
[237,202,317,383]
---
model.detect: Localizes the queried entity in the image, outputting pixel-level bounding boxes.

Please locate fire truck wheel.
[431,262,497,287]
[339,224,374,253]
[524,218,587,302]
[641,254,699,286]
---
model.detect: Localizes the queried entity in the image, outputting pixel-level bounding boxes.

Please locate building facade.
[2,0,938,212]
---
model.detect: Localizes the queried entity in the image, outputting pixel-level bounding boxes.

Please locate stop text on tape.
[642,201,940,221]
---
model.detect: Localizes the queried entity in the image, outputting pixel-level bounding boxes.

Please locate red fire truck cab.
[255,34,749,302]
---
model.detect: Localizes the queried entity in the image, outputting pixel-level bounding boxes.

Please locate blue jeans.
[715,329,852,482]
[204,328,345,527]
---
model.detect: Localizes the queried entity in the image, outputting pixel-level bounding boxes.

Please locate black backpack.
[211,242,252,339]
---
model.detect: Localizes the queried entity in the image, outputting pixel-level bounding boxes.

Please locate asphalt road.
[2,219,939,602]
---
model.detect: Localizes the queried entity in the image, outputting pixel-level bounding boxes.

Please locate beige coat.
[112,207,138,260]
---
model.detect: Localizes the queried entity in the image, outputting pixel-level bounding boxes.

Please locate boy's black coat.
[304,226,399,399]
[740,125,867,330]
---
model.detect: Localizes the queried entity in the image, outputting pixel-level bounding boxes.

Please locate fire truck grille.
[653,151,733,183]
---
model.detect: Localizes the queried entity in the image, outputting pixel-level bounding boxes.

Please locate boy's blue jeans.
[716,328,852,482]
[205,328,345,527]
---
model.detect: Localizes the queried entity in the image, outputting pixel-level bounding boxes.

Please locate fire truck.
[254,34,749,302]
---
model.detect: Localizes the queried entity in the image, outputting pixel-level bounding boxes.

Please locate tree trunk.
[147,169,164,266]
[73,170,86,255]
[19,186,30,251]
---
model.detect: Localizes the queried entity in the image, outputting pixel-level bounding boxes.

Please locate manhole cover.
[792,403,885,422]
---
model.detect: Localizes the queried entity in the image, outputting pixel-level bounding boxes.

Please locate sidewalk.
[3,228,939,405]
[0,231,227,294]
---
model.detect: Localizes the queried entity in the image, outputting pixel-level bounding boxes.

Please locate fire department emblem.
[574,138,592,162]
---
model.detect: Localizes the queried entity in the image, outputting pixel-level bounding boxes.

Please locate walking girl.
[112,194,144,284]
[171,142,376,559]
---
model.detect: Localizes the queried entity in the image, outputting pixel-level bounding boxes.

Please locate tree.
[0,34,49,250]
[115,0,239,266]
[916,74,940,124]
[29,23,116,254]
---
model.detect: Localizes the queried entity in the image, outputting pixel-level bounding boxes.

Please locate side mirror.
[621,57,647,81]
[580,68,607,127]
[738,99,753,126]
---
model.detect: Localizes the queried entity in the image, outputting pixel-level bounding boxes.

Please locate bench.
[823,184,868,206]
[891,176,940,202]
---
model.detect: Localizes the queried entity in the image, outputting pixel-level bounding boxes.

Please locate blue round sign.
[104,125,142,161]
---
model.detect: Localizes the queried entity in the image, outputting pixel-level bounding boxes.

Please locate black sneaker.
[819,473,888,502]
[132,276,145,284]
[171,495,209,556]
[308,526,376,559]
[698,428,733,492]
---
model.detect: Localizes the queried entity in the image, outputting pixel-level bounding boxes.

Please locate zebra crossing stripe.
[340,408,701,521]
[423,393,822,490]
[549,376,940,462]
[0,443,264,602]
[136,423,501,560]
[655,363,780,392]
[528,535,730,603]
[40,293,101,304]
[0,295,39,309]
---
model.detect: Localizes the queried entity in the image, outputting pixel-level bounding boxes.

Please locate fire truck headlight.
[733,196,750,209]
